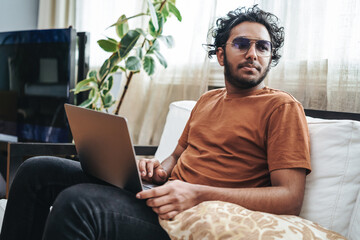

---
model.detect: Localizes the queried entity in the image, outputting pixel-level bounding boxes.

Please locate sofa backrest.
[155,100,360,238]
[301,117,360,238]
[155,101,196,161]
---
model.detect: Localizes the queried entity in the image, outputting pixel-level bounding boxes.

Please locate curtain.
[124,0,217,145]
[37,0,76,29]
[74,0,216,145]
[259,0,360,113]
[75,0,146,68]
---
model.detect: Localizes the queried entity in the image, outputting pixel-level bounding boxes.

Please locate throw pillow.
[159,201,346,240]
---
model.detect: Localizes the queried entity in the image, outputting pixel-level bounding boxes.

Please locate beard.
[224,51,270,89]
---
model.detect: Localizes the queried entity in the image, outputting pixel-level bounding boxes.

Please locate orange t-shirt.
[169,87,311,188]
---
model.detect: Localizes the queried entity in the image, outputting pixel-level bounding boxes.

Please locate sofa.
[0,100,360,239]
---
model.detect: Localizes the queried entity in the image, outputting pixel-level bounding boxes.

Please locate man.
[136,5,310,220]
[0,5,310,240]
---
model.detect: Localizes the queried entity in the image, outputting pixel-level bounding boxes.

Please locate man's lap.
[2,156,170,240]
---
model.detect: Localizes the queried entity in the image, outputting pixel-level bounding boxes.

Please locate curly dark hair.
[208,5,284,67]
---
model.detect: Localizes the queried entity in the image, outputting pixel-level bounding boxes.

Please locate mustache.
[238,61,261,71]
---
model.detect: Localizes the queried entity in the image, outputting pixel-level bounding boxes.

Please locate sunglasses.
[225,37,272,57]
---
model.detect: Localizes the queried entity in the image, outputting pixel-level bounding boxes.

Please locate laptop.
[64,104,156,194]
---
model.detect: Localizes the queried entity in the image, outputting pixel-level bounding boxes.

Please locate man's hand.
[137,158,168,185]
[136,180,200,220]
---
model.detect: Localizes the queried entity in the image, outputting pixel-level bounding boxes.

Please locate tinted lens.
[256,40,272,54]
[232,37,250,51]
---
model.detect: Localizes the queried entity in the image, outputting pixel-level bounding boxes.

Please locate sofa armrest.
[5,142,158,198]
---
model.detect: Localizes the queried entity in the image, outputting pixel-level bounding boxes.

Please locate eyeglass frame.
[223,36,273,57]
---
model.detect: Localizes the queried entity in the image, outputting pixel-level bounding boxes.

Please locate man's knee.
[15,156,78,181]
[52,184,93,209]
[18,156,62,176]
[51,183,143,219]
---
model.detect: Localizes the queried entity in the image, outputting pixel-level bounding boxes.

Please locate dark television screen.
[0,28,76,143]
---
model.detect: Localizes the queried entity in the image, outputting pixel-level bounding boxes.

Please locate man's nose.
[244,43,257,60]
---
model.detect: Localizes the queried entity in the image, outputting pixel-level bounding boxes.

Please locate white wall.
[0,0,39,32]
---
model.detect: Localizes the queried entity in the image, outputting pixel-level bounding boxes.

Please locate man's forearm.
[160,156,177,177]
[196,184,303,215]
[195,168,306,216]
[160,144,185,178]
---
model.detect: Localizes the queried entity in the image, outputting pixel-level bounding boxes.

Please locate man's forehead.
[229,22,271,41]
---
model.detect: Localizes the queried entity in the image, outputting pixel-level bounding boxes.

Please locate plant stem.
[114,71,134,115]
[159,0,167,11]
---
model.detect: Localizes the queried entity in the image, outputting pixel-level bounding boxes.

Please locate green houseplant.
[72,0,181,114]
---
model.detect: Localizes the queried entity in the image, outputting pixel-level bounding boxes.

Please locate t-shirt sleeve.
[266,102,311,173]
[178,117,190,149]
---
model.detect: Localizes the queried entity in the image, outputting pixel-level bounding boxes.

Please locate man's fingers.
[157,169,167,179]
[138,158,162,179]
[152,203,177,215]
[136,184,169,199]
[138,159,147,177]
[146,161,154,177]
[158,210,179,220]
[146,195,173,208]
[150,168,168,185]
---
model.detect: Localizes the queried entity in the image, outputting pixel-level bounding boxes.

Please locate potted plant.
[72,0,181,114]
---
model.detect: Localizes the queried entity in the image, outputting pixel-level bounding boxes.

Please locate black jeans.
[0,157,170,240]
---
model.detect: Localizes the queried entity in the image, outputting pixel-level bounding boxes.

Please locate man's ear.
[216,47,225,66]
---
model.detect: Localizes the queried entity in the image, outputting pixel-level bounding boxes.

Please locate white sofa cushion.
[155,101,196,161]
[300,117,360,237]
[0,199,7,232]
[348,190,360,240]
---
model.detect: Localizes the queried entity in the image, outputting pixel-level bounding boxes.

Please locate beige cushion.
[159,201,346,240]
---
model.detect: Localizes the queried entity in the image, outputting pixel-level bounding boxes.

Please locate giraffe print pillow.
[159,201,346,240]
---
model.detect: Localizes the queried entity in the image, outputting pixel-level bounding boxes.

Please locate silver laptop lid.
[64,104,143,193]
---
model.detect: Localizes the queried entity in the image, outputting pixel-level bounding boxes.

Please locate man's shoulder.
[198,88,226,101]
[262,87,301,106]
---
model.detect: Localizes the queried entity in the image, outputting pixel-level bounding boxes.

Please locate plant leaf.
[108,13,146,28]
[102,92,115,108]
[147,0,158,30]
[143,55,156,76]
[97,39,118,52]
[116,15,129,38]
[119,30,141,58]
[101,75,114,95]
[107,37,118,44]
[110,65,119,73]
[154,2,161,11]
[168,2,182,22]
[158,35,174,48]
[135,28,147,37]
[136,47,143,59]
[99,59,110,79]
[154,50,167,68]
[148,39,160,53]
[125,56,142,71]
[109,52,120,68]
[79,88,99,108]
[99,52,120,80]
[88,70,97,79]
[72,77,98,94]
[161,2,170,22]
[107,75,114,91]
[149,12,164,37]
